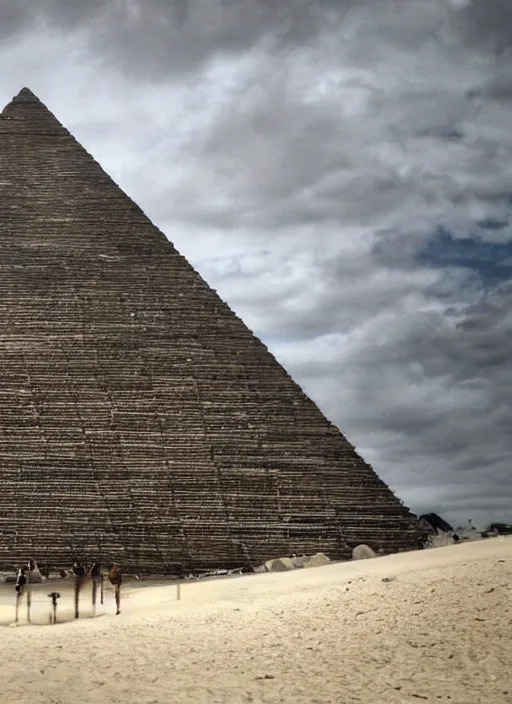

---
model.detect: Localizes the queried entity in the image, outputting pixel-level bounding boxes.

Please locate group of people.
[14,559,123,624]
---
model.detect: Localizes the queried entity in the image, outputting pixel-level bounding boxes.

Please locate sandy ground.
[0,538,510,704]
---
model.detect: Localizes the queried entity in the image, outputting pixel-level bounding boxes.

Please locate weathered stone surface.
[352,545,376,560]
[265,558,295,572]
[0,88,428,575]
[303,553,331,569]
[259,553,331,572]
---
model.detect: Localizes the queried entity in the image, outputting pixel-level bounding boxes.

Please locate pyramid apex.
[12,87,41,103]
[1,87,60,125]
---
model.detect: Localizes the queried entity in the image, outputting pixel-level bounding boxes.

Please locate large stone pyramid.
[0,88,425,574]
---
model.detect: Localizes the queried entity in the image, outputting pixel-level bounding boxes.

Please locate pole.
[74,577,82,619]
[114,583,121,615]
[26,584,32,624]
[92,577,97,616]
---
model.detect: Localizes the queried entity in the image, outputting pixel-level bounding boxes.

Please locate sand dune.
[0,538,510,703]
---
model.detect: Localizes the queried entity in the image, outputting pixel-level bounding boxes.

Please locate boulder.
[352,544,376,560]
[260,552,332,572]
[303,552,331,569]
[264,557,295,572]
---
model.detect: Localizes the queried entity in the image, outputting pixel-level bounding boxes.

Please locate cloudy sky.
[1,0,511,528]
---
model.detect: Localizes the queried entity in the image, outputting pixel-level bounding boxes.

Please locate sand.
[0,538,510,704]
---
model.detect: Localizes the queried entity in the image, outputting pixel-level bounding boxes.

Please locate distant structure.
[0,88,427,575]
[419,513,454,535]
[488,523,512,535]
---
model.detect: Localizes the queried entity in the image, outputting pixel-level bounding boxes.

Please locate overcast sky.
[1,0,511,528]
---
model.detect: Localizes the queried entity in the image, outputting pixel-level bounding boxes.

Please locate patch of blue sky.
[418,226,512,290]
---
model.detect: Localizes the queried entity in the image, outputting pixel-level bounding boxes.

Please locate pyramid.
[0,88,425,574]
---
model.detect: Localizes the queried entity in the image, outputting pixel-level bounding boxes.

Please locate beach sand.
[0,538,510,704]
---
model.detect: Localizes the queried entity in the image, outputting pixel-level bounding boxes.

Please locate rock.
[303,552,331,569]
[264,557,295,572]
[262,552,331,572]
[352,544,376,560]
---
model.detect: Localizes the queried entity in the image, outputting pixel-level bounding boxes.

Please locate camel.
[27,558,44,584]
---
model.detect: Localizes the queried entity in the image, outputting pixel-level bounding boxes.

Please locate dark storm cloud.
[460,0,512,55]
[2,0,512,77]
[0,0,356,74]
[0,0,107,40]
[108,1,510,245]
